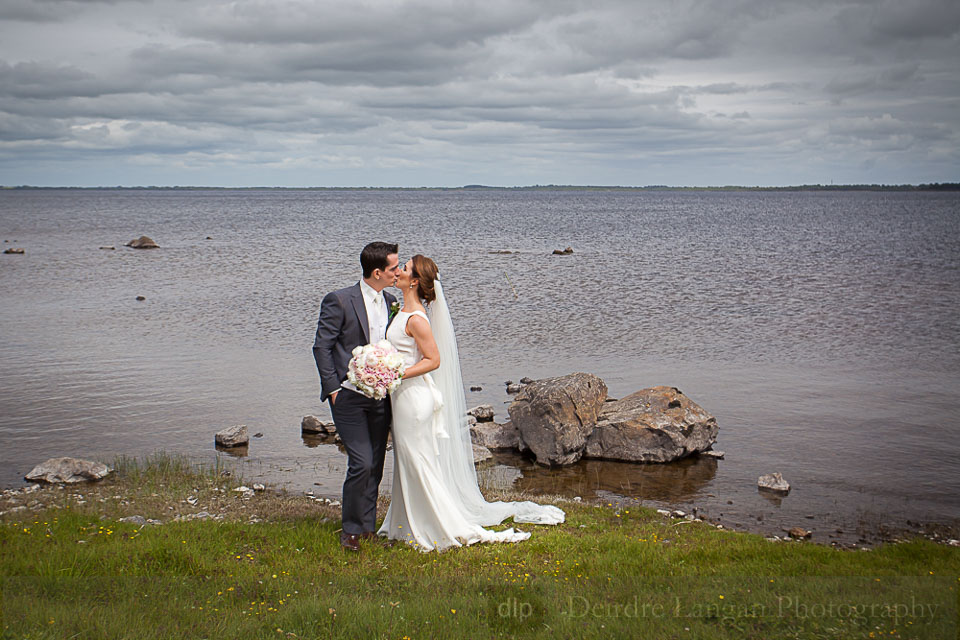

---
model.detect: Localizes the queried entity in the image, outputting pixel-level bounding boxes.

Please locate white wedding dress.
[378,288,564,552]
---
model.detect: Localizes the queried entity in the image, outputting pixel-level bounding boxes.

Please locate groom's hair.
[360,242,398,277]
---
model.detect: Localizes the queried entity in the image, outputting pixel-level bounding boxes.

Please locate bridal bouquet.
[347,340,405,400]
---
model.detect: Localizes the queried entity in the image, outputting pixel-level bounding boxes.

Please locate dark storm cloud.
[0,0,957,186]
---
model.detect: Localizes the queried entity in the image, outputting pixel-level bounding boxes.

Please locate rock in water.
[3,248,25,255]
[125,236,159,249]
[787,527,811,539]
[584,386,718,463]
[758,472,791,494]
[470,421,520,450]
[25,457,112,484]
[215,425,249,447]
[301,415,335,434]
[472,443,493,464]
[507,372,608,466]
[467,404,495,422]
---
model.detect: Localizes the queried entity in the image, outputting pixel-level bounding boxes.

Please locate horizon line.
[3,182,959,191]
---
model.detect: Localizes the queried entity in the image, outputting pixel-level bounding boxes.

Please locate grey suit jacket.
[313,282,397,402]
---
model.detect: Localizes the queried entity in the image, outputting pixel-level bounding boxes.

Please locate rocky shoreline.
[3,455,958,552]
[6,371,957,551]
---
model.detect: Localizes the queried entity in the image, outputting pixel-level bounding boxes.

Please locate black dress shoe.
[340,531,360,552]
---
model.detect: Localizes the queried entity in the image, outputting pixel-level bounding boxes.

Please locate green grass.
[1,454,957,639]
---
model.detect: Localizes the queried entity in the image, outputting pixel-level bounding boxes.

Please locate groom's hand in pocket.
[329,390,339,406]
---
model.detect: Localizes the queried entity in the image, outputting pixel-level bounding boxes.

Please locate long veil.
[427,280,565,526]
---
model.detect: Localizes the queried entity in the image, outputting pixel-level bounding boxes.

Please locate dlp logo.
[498,597,533,621]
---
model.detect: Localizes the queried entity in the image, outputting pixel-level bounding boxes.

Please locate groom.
[313,242,400,551]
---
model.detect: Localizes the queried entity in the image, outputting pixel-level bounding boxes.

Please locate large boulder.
[507,372,608,466]
[25,457,112,484]
[584,386,717,463]
[470,421,520,450]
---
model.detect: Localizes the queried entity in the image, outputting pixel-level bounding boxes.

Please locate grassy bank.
[2,454,957,639]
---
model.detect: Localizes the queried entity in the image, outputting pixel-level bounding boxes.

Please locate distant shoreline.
[3,183,959,192]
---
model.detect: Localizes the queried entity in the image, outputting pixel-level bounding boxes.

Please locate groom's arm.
[313,291,344,403]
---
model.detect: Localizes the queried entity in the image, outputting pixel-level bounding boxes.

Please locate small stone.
[252,483,265,492]
[505,383,523,394]
[519,377,534,384]
[656,509,671,516]
[3,248,25,255]
[125,235,159,249]
[136,296,146,301]
[25,457,112,484]
[215,424,249,447]
[552,247,574,255]
[469,386,482,392]
[301,415,335,434]
[119,515,147,525]
[470,421,520,450]
[787,527,812,539]
[758,472,790,494]
[472,443,493,464]
[253,432,263,438]
[701,450,725,459]
[671,510,685,518]
[177,511,212,521]
[467,405,495,422]
[99,246,115,250]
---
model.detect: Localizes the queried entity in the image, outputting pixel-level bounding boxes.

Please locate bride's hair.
[411,254,438,304]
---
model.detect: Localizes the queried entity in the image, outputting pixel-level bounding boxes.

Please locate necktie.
[372,293,383,306]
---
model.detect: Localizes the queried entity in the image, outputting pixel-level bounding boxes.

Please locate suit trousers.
[330,389,391,535]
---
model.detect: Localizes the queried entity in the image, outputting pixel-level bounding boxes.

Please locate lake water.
[1,188,958,543]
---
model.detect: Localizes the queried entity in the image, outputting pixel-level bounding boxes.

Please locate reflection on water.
[479,451,717,503]
[300,434,336,449]
[215,444,249,458]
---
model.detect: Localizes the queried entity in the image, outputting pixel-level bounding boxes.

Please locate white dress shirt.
[359,278,388,343]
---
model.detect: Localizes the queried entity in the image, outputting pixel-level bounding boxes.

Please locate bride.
[378,255,565,551]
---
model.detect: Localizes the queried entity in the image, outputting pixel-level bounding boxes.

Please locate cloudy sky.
[1,0,958,187]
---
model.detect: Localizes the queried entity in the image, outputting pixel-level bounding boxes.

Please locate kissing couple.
[312,242,564,552]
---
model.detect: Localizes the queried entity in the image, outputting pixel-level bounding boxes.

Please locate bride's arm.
[401,315,440,379]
